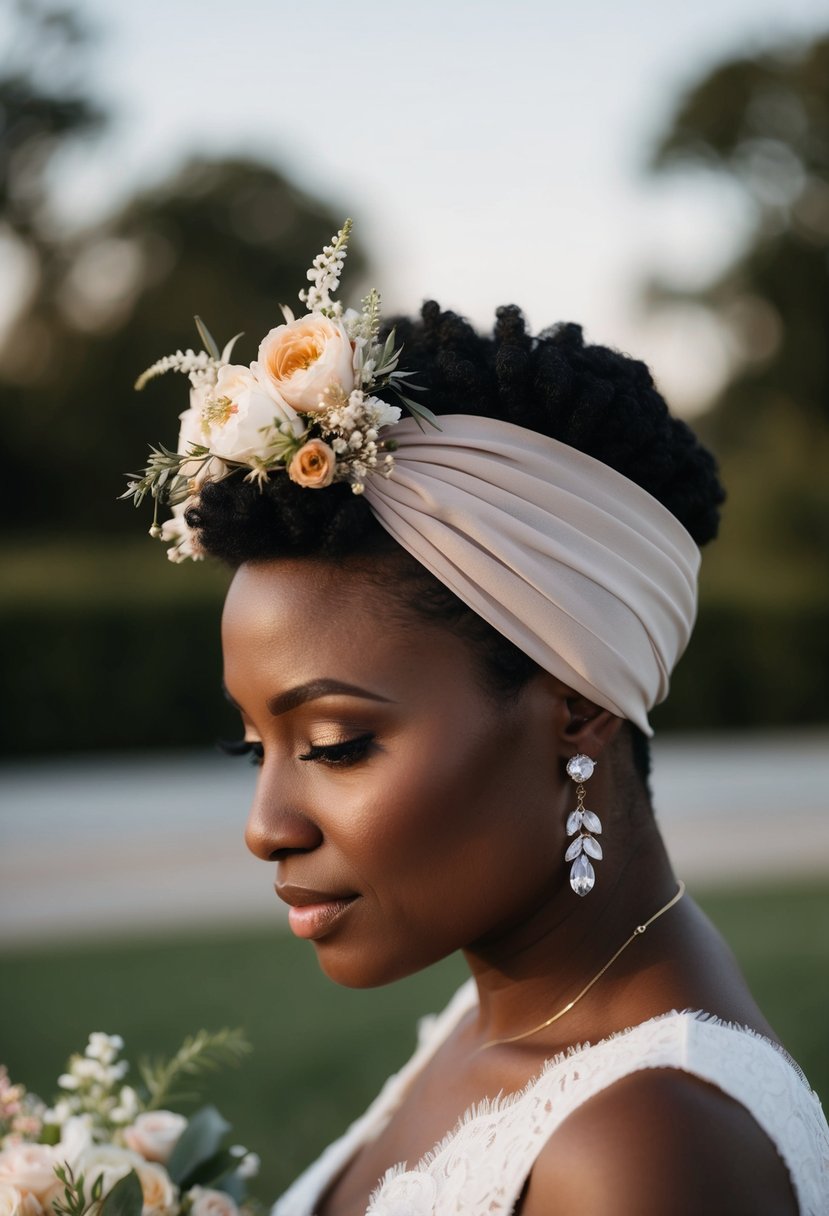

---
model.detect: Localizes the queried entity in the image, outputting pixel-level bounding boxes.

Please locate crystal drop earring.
[564,754,603,896]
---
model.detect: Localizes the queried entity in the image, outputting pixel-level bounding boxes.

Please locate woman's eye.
[217,738,265,767]
[218,734,374,769]
[299,733,374,767]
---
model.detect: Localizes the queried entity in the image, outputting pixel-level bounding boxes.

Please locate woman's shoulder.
[522,1064,800,1215]
[519,1010,829,1216]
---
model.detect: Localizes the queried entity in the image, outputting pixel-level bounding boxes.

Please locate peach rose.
[36,1179,67,1216]
[287,439,336,489]
[257,315,354,412]
[186,1187,239,1216]
[0,1145,58,1202]
[134,1163,176,1216]
[122,1112,186,1165]
[0,1184,42,1216]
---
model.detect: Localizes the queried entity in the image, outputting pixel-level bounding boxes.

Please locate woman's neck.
[461,823,682,1052]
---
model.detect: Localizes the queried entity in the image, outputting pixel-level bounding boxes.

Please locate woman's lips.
[286,897,358,940]
[275,884,359,941]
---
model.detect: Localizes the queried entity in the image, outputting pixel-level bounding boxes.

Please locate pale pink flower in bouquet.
[0,1144,59,1202]
[0,1182,44,1216]
[122,1115,186,1166]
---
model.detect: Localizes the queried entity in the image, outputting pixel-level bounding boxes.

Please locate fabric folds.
[363,415,700,736]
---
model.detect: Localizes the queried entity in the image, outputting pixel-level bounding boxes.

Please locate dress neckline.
[277,981,818,1216]
[382,984,814,1179]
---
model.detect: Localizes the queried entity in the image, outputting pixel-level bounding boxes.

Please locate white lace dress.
[273,979,829,1216]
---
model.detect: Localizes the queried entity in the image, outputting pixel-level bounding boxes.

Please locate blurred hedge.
[650,596,829,732]
[2,542,827,755]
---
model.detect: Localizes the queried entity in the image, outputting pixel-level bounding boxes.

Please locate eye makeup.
[217,733,375,768]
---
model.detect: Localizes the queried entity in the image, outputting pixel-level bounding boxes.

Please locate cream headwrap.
[363,414,700,736]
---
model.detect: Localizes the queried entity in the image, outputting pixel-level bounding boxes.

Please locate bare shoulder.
[520,1067,798,1216]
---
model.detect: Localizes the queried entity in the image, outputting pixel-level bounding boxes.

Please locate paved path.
[1,732,827,946]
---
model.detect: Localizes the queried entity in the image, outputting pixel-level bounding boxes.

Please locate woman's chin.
[310,939,449,990]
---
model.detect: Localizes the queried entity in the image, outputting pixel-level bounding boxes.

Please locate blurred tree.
[640,32,829,600]
[0,156,366,532]
[0,5,366,535]
[0,0,104,256]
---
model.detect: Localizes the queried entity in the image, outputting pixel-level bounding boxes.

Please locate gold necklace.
[477,880,686,1052]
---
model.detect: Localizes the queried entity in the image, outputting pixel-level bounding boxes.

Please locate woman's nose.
[244,764,323,862]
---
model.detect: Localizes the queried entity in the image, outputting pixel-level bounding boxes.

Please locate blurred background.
[0,0,827,1202]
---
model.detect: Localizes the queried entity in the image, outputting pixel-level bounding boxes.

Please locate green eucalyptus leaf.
[167,1106,231,1186]
[179,1148,238,1189]
[221,333,244,363]
[213,1171,245,1203]
[194,317,221,361]
[100,1171,143,1216]
[396,393,442,432]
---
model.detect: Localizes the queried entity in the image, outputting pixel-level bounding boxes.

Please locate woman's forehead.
[220,558,494,706]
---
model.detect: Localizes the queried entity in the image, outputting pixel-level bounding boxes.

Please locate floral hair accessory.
[123,219,438,561]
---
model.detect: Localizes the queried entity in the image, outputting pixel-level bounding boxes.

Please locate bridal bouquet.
[0,1029,260,1216]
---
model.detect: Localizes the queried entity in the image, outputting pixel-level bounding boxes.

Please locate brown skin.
[222,558,798,1216]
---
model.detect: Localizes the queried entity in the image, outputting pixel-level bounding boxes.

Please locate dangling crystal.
[565,809,583,836]
[582,809,602,834]
[570,854,595,896]
[582,835,603,860]
[565,837,584,862]
[566,754,595,783]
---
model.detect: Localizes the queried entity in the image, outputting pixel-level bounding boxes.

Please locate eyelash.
[217,734,374,768]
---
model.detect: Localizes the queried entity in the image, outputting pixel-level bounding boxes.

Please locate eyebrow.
[267,679,394,717]
[221,679,394,717]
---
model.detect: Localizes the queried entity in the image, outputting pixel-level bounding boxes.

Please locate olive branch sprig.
[139,1028,252,1112]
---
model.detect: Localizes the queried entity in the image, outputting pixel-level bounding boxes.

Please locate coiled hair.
[189,303,725,783]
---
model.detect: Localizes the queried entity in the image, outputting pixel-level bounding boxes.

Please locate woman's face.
[222,558,571,987]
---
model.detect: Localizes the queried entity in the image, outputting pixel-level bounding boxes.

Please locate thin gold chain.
[477,880,686,1052]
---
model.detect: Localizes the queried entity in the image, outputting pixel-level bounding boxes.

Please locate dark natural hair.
[188,303,725,786]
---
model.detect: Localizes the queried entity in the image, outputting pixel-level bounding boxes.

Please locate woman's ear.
[558,692,624,760]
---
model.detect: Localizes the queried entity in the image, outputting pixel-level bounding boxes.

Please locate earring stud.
[565,754,602,896]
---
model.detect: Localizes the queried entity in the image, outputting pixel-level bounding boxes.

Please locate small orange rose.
[287,439,336,489]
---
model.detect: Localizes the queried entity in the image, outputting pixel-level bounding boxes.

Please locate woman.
[129,224,829,1214]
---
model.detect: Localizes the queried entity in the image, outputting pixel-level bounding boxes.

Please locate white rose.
[0,1145,58,1201]
[257,315,355,412]
[73,1145,143,1198]
[0,1184,42,1216]
[202,364,303,463]
[187,1187,239,1216]
[178,387,224,486]
[134,1163,176,1216]
[122,1112,186,1165]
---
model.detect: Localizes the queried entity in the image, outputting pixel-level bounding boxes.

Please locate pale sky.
[12,0,829,412]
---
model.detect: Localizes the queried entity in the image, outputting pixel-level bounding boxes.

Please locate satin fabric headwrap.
[363,414,700,736]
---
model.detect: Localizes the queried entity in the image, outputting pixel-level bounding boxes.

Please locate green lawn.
[1,881,827,1204]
